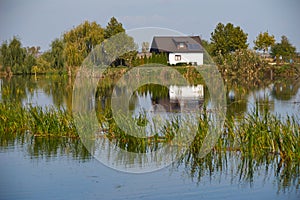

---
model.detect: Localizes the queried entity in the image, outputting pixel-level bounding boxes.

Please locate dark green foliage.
[0,36,42,74]
[271,35,296,61]
[210,23,248,56]
[254,31,275,53]
[201,39,213,55]
[50,38,65,69]
[23,53,37,74]
[0,36,26,74]
[104,17,125,39]
[133,53,168,66]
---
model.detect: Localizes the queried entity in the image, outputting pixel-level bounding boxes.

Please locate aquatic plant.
[0,103,77,138]
[0,102,299,162]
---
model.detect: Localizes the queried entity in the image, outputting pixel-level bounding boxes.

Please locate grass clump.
[0,102,77,138]
[0,102,299,162]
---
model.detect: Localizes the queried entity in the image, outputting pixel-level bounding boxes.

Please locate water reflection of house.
[152,85,204,113]
[169,85,204,100]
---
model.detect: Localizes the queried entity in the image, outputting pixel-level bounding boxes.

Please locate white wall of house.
[168,53,203,65]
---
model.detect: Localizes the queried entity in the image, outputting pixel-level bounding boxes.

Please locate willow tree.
[50,38,64,70]
[63,21,104,74]
[0,42,9,70]
[0,36,26,74]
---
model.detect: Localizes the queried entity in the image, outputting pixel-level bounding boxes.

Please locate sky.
[0,0,299,52]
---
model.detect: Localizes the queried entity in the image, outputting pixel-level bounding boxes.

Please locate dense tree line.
[0,20,297,76]
[0,17,131,75]
[203,22,296,62]
[201,22,297,79]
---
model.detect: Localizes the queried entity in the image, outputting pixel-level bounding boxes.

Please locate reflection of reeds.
[182,105,299,191]
[1,102,299,160]
[0,102,299,190]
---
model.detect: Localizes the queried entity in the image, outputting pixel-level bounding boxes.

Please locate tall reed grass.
[0,102,299,162]
[0,103,77,138]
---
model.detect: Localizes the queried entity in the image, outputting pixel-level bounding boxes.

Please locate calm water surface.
[0,74,299,199]
[0,139,299,200]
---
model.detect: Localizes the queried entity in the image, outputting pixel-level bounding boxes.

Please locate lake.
[0,73,299,200]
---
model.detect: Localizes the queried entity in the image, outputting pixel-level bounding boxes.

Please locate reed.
[2,102,297,191]
[0,102,77,138]
[0,102,299,162]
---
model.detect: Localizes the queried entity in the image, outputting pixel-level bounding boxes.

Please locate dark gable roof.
[150,36,204,53]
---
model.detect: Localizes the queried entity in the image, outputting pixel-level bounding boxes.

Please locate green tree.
[9,37,26,72]
[0,42,9,68]
[63,21,104,71]
[23,46,40,74]
[23,52,36,73]
[36,51,51,71]
[104,17,125,39]
[102,32,137,67]
[201,39,213,55]
[210,23,248,56]
[254,31,275,54]
[50,38,64,69]
[0,36,26,74]
[271,35,296,61]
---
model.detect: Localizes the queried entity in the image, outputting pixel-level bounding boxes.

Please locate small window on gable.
[175,55,181,61]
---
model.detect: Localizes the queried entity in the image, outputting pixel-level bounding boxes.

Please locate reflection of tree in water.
[0,75,74,110]
[95,79,171,154]
[256,95,275,114]
[224,76,300,118]
[27,136,90,160]
[177,120,300,193]
[0,76,37,103]
[2,70,298,191]
[0,132,90,160]
[1,71,299,193]
[225,78,250,118]
[271,78,300,101]
[38,75,74,110]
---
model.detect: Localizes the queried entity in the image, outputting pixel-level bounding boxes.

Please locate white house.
[150,36,204,65]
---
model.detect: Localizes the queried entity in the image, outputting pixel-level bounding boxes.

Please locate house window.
[178,42,185,49]
[175,55,181,61]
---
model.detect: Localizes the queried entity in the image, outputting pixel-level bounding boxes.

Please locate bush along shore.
[214,49,300,81]
[0,102,299,162]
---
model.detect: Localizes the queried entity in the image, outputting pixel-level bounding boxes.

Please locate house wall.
[168,53,203,65]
